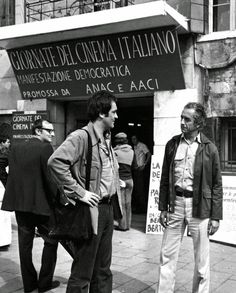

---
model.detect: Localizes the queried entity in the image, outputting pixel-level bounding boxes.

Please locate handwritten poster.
[210,176,236,245]
[8,26,185,99]
[146,155,164,234]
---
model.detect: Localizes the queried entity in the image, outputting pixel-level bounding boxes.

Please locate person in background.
[157,102,223,293]
[0,134,10,187]
[1,119,59,293]
[114,132,137,231]
[48,90,122,293]
[0,133,11,250]
[131,135,151,213]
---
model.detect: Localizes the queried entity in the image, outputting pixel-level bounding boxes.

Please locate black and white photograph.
[0,1,235,292]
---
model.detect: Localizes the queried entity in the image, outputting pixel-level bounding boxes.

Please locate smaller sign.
[210,176,236,246]
[146,155,164,234]
[12,111,48,140]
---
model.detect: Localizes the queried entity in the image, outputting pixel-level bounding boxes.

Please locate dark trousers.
[66,203,114,293]
[15,211,58,293]
[132,168,149,212]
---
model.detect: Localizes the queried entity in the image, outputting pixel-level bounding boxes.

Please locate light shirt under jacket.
[174,133,201,192]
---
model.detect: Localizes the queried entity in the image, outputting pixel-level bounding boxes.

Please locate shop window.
[0,0,15,26]
[209,0,236,32]
[220,118,236,172]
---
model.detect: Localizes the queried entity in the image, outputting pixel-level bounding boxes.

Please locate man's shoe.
[38,280,60,292]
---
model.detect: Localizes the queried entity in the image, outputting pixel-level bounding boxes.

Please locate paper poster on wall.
[210,176,236,245]
[12,111,49,140]
[146,155,164,234]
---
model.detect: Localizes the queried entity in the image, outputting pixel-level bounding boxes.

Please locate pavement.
[0,213,236,293]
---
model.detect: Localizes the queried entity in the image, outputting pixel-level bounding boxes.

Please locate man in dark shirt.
[2,119,60,293]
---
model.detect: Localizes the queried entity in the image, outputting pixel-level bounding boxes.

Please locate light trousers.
[157,196,210,293]
[118,178,133,230]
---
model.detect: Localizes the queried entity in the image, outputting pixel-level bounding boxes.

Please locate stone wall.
[196,37,236,117]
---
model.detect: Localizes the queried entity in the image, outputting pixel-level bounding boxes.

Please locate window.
[220,118,236,172]
[25,0,133,22]
[209,0,236,32]
[0,0,15,26]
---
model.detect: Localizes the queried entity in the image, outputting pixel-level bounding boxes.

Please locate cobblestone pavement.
[0,214,236,293]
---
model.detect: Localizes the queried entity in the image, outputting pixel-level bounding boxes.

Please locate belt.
[99,196,112,205]
[175,189,193,198]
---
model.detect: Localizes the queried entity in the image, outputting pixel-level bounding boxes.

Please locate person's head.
[87,91,118,130]
[131,135,139,146]
[181,102,206,136]
[32,119,55,143]
[114,132,128,145]
[0,135,10,150]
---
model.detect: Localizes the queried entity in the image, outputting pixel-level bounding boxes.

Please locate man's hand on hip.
[79,191,100,207]
[208,219,220,236]
[159,211,170,228]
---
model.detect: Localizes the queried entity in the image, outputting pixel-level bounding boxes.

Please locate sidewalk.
[0,213,236,293]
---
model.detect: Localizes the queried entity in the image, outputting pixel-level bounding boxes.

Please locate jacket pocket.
[201,191,212,217]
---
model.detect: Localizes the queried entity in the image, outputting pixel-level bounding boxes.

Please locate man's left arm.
[209,146,223,235]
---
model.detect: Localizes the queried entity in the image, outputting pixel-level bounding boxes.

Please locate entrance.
[113,96,153,154]
[65,96,154,154]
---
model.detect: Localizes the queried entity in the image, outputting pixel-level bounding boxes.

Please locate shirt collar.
[181,133,201,144]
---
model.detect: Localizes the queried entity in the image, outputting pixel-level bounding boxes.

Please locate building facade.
[0,0,236,176]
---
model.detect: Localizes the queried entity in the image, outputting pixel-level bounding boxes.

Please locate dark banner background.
[8,26,185,99]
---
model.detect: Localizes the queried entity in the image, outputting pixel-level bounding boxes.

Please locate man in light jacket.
[157,102,223,293]
[48,90,122,293]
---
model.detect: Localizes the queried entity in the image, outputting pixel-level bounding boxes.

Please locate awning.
[0,1,189,50]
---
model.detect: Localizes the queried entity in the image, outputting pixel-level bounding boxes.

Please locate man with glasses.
[2,119,60,293]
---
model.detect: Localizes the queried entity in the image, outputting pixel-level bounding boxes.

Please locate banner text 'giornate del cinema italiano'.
[8,26,185,99]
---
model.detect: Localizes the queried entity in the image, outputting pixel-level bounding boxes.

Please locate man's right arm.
[48,132,99,207]
[48,132,87,199]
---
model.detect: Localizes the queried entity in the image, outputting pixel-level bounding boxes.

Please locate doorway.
[114,96,154,154]
[64,95,154,154]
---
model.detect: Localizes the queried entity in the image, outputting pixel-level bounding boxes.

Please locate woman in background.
[114,132,137,231]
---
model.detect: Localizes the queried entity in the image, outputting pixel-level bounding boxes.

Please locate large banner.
[8,26,185,99]
[210,176,236,245]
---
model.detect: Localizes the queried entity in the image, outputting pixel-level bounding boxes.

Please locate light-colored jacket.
[48,122,122,234]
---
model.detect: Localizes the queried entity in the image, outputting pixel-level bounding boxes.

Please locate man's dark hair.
[87,91,117,122]
[32,119,50,135]
[184,102,206,129]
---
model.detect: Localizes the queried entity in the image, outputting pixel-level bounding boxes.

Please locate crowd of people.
[0,90,222,293]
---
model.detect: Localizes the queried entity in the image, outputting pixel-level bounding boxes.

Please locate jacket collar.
[173,132,211,145]
[85,121,112,148]
[85,121,100,147]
